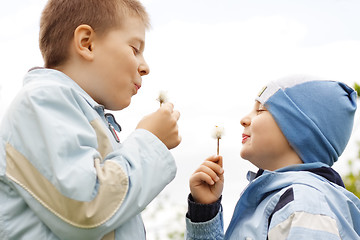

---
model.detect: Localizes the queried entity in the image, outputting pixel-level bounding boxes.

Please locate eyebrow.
[258,103,266,110]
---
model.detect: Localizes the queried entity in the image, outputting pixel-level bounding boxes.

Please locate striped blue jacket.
[186,163,360,240]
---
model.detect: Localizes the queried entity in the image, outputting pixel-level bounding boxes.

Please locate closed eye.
[256,109,266,115]
[132,46,140,55]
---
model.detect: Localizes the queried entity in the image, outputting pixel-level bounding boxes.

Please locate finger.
[206,155,222,163]
[202,160,224,176]
[217,156,223,168]
[161,102,174,112]
[204,156,224,171]
[172,110,180,121]
[177,135,182,145]
[196,165,221,183]
[191,171,216,185]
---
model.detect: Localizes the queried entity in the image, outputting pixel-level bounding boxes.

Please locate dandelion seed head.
[211,125,225,139]
[157,90,169,104]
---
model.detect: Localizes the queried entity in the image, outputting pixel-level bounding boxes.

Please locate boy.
[186,77,360,239]
[0,0,181,239]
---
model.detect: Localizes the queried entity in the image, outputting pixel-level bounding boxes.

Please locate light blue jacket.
[186,163,360,239]
[0,68,177,239]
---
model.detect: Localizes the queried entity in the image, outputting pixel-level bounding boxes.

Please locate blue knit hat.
[256,76,357,166]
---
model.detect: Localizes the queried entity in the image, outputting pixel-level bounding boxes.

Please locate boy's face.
[240,101,297,171]
[90,15,149,110]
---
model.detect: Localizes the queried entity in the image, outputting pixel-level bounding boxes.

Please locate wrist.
[186,194,222,223]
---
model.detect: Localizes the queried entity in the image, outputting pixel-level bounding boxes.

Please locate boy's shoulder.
[254,167,352,216]
[3,68,100,128]
[21,68,96,108]
[24,68,77,90]
[269,169,360,218]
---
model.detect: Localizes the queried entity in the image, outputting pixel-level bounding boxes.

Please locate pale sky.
[1,0,360,232]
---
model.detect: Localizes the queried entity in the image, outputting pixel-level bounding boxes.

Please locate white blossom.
[212,125,225,139]
[157,90,169,105]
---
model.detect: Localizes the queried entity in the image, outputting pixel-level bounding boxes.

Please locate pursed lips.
[242,134,250,144]
[134,83,141,93]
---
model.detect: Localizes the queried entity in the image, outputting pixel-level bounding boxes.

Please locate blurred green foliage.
[343,148,360,198]
[343,82,360,198]
[354,82,360,97]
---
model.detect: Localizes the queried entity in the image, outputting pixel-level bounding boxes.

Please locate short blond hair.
[39,0,150,68]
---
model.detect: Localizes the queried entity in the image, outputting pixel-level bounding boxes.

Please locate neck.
[55,61,98,102]
[264,151,303,171]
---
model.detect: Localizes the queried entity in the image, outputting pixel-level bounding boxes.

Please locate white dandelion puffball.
[212,125,225,139]
[157,90,169,104]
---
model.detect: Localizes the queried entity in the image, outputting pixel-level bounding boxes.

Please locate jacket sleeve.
[185,195,224,240]
[4,84,176,239]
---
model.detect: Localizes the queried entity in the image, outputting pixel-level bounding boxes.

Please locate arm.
[4,86,180,238]
[185,156,225,240]
[268,211,341,239]
[267,186,341,240]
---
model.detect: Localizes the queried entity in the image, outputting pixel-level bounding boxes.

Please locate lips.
[134,83,141,94]
[242,134,250,144]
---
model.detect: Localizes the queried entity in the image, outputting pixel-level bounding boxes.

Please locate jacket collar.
[26,67,101,109]
[251,162,344,187]
[25,68,122,134]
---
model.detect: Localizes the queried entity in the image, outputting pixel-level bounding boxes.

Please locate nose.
[139,57,150,76]
[240,115,251,127]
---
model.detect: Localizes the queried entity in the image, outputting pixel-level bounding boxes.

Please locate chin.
[107,100,131,111]
[240,149,248,160]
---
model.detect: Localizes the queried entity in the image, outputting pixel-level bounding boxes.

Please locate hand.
[136,102,181,149]
[189,155,224,204]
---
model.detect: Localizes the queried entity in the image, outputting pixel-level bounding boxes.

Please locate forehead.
[119,15,146,38]
[101,15,146,44]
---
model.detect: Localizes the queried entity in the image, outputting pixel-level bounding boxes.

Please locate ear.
[73,24,96,61]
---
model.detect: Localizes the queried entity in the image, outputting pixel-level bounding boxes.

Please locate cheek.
[251,120,271,143]
[128,57,140,73]
[105,47,136,72]
[118,48,138,67]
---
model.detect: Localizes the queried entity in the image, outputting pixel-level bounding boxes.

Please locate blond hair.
[39,0,150,68]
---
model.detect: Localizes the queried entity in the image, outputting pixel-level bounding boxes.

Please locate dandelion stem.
[212,125,224,156]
